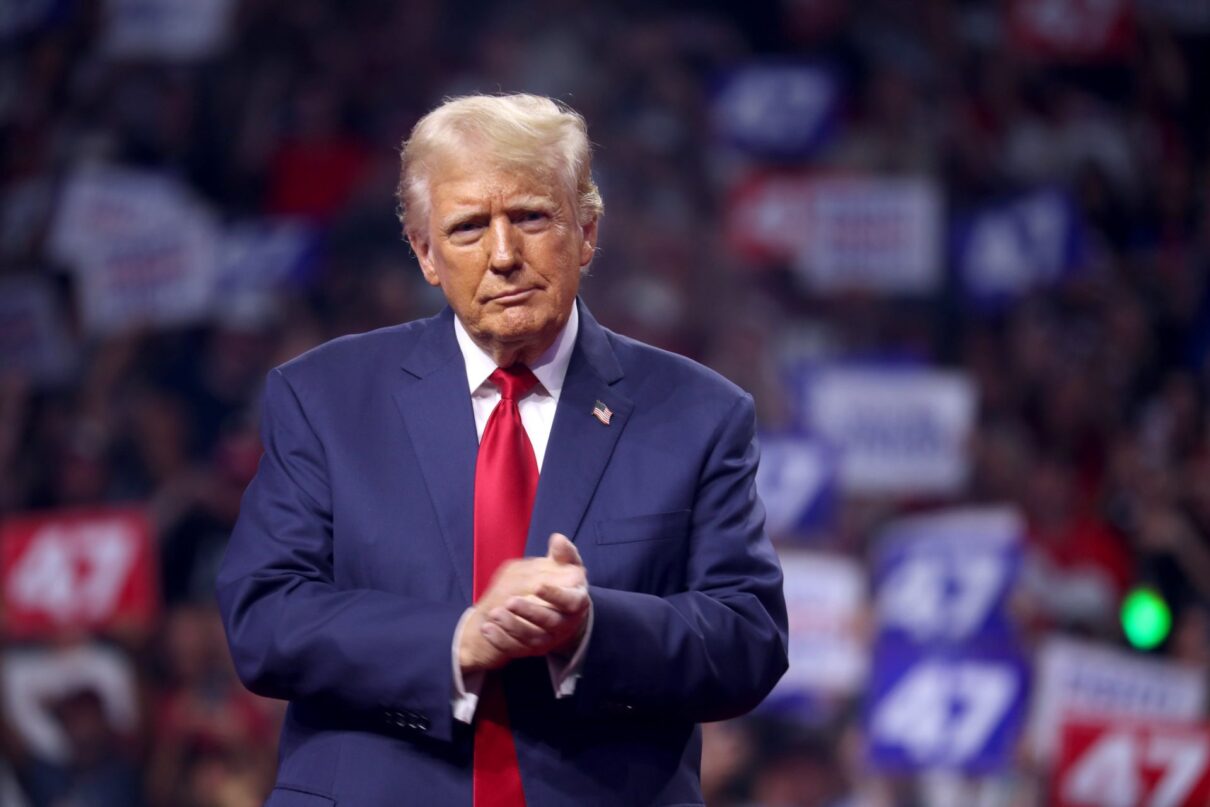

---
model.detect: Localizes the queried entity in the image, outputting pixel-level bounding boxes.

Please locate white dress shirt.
[449,305,593,723]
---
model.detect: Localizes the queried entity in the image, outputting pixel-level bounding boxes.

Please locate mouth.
[487,288,538,305]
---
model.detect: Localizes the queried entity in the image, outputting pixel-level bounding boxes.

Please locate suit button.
[603,701,633,715]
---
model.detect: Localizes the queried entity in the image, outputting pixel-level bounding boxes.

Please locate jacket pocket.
[594,510,691,545]
[265,785,336,806]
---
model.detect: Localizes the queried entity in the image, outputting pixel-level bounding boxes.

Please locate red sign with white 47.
[1,507,159,639]
[1054,717,1210,807]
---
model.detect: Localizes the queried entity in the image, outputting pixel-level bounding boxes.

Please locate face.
[409,151,598,365]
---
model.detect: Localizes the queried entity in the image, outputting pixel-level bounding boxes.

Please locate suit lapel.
[526,302,633,557]
[392,308,477,603]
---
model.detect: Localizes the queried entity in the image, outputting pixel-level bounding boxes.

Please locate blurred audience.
[1,0,1208,805]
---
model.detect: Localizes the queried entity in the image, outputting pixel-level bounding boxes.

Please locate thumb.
[547,532,582,566]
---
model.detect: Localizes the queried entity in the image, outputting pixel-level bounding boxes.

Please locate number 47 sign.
[1,508,159,639]
[865,645,1029,772]
[1055,718,1210,807]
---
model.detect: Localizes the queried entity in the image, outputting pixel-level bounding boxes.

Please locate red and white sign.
[1054,717,1210,807]
[726,172,942,294]
[1,508,159,639]
[1029,637,1207,764]
[1007,0,1135,61]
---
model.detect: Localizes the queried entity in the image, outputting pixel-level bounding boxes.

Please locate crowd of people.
[1,0,1208,805]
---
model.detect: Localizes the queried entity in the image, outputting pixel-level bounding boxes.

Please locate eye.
[447,218,486,240]
[514,210,550,227]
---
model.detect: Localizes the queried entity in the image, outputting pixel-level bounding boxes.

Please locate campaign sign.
[865,507,1028,773]
[955,188,1085,300]
[1029,637,1207,765]
[712,63,840,160]
[1,508,159,639]
[804,367,976,496]
[872,508,1023,645]
[1007,0,1134,61]
[755,434,836,537]
[50,166,218,335]
[725,174,943,294]
[1054,717,1210,807]
[726,172,815,265]
[794,176,942,295]
[866,640,1030,773]
[50,165,188,266]
[0,275,75,387]
[770,550,868,703]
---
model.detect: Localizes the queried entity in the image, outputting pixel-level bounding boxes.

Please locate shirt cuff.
[451,608,484,724]
[546,598,593,698]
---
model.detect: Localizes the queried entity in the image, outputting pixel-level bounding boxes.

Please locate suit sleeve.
[215,368,466,742]
[575,392,789,722]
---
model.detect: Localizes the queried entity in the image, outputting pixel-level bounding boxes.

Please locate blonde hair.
[397,93,604,238]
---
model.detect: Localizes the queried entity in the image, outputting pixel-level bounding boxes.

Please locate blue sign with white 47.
[866,639,1030,772]
[864,507,1030,773]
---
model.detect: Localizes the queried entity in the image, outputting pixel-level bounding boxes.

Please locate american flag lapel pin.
[592,400,613,426]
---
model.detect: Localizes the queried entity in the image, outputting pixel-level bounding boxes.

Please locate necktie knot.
[489,365,539,401]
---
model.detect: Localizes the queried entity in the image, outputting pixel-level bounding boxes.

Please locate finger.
[487,607,550,648]
[535,583,590,615]
[547,533,583,567]
[505,596,566,631]
[480,620,530,656]
[540,568,586,595]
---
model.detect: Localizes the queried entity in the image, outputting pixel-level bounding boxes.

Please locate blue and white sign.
[712,63,841,159]
[954,188,1085,299]
[873,508,1023,644]
[866,641,1029,773]
[804,367,976,496]
[865,507,1028,773]
[795,177,943,295]
[50,166,218,335]
[755,434,836,537]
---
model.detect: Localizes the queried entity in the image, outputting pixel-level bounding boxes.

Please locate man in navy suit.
[216,94,787,807]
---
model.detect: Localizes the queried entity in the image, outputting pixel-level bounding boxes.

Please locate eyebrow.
[439,210,488,231]
[505,195,558,210]
[438,195,561,230]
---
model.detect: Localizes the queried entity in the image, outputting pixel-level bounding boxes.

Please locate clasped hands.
[458,533,590,674]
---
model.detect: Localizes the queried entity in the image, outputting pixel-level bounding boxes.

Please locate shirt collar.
[453,302,579,401]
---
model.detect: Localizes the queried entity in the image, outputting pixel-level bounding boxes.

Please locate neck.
[466,313,569,368]
[475,337,554,368]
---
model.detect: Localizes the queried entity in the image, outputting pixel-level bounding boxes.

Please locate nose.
[488,216,520,272]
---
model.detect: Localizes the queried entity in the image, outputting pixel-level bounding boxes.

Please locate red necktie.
[472,365,539,807]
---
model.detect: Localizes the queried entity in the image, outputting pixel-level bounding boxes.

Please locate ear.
[578,216,599,268]
[408,229,442,287]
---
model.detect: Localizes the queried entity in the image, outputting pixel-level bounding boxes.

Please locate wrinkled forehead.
[424,148,570,211]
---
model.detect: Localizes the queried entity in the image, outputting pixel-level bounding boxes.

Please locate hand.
[457,534,589,673]
[487,533,591,660]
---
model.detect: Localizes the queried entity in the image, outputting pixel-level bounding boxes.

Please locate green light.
[1121,587,1172,650]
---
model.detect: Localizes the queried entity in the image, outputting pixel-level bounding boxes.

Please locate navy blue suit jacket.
[216,301,788,807]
